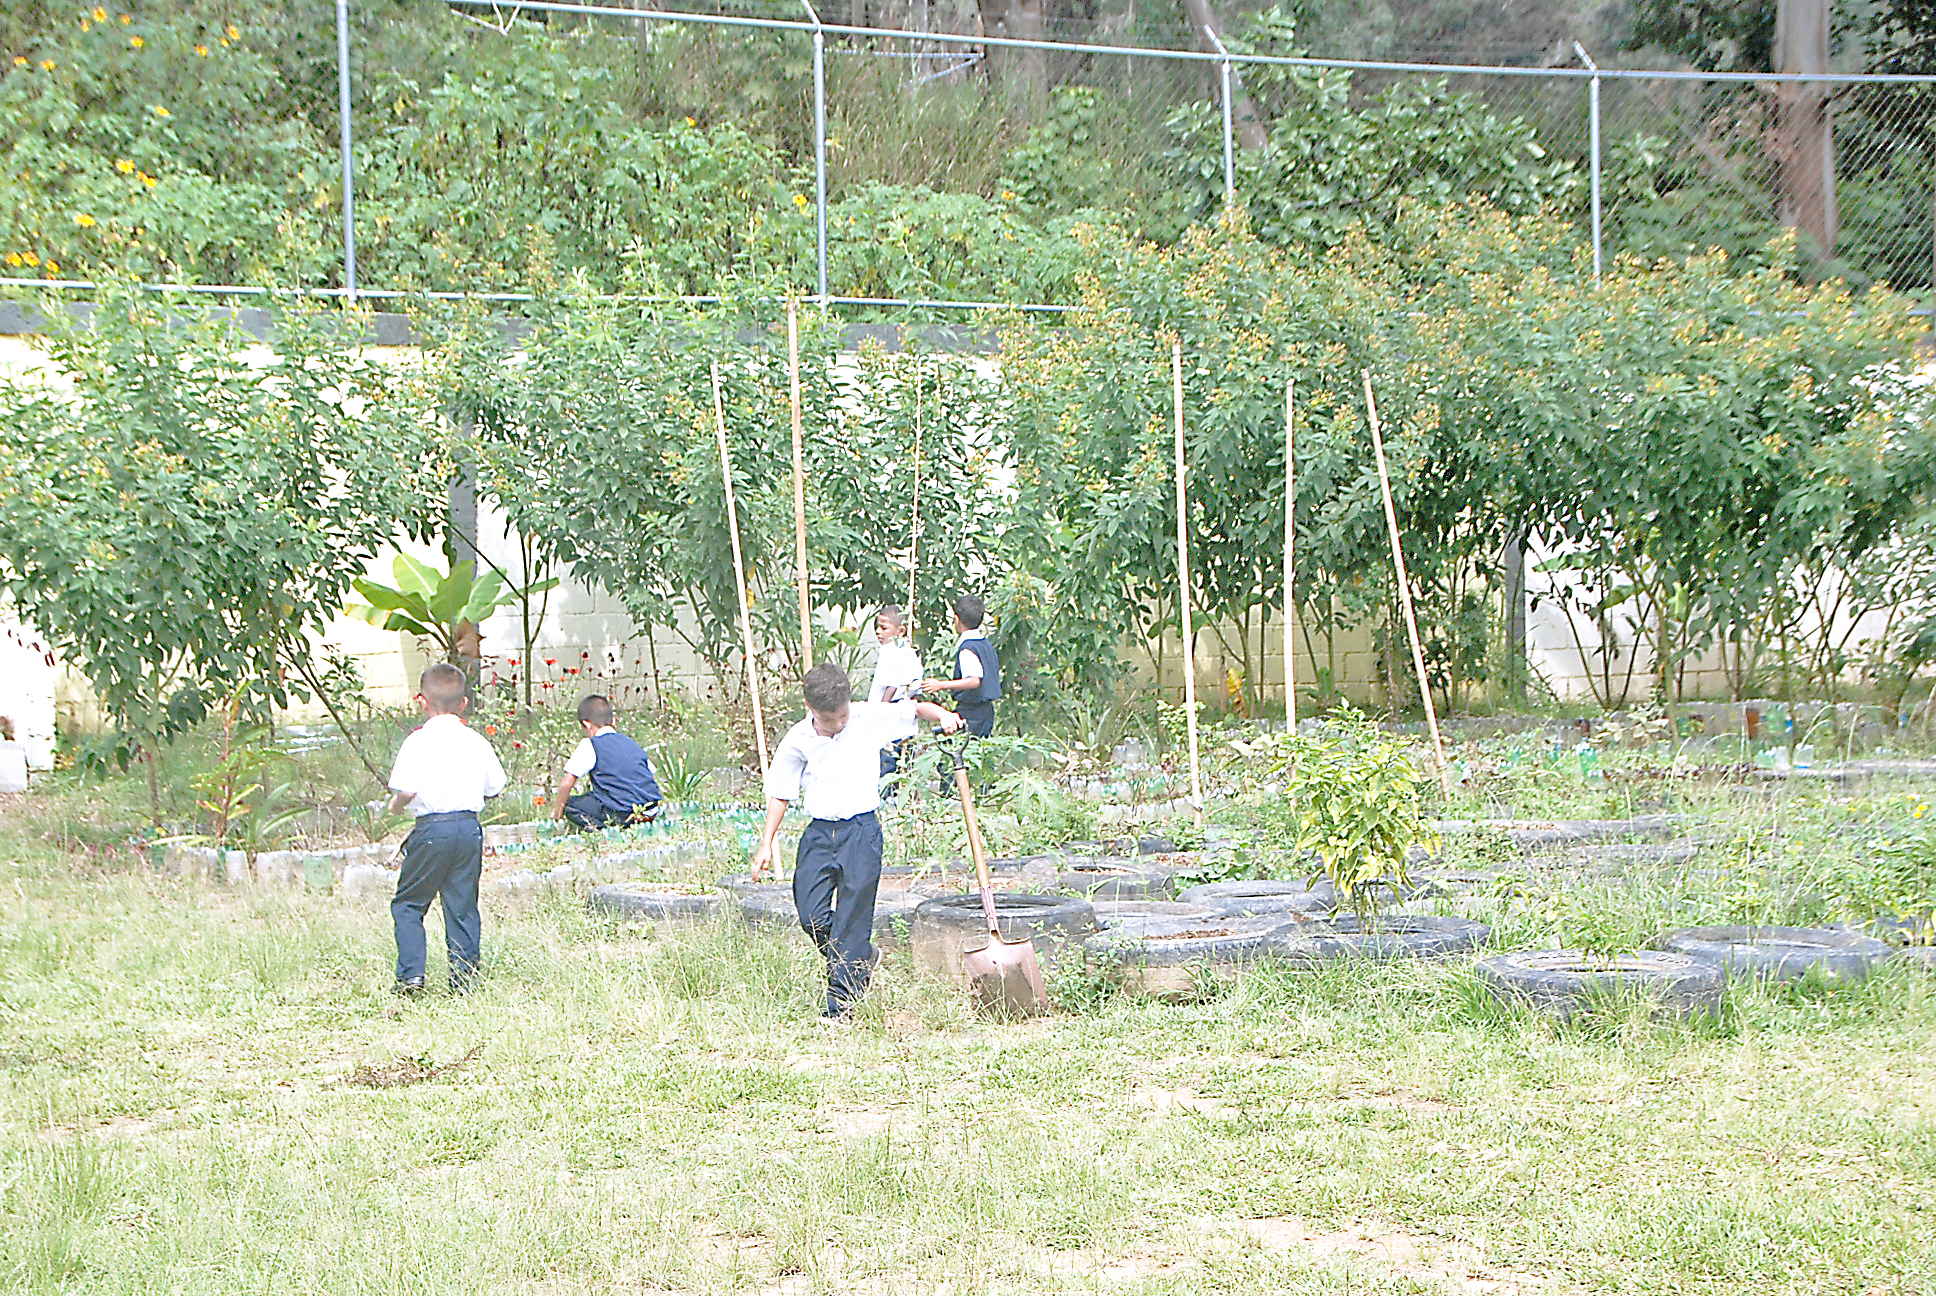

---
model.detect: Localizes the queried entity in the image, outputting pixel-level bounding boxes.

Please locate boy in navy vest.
[551,694,663,829]
[922,593,1002,737]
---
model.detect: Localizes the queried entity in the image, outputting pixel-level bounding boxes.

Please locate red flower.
[485,724,498,735]
[513,740,524,749]
[507,657,520,667]
[545,658,556,666]
[580,651,590,659]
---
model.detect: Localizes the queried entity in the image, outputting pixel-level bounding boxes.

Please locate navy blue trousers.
[960,701,995,738]
[793,812,882,1016]
[392,811,483,987]
[564,795,660,829]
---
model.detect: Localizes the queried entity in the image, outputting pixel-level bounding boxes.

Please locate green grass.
[4,764,1936,1294]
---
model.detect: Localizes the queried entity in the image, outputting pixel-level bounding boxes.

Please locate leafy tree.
[0,284,442,800]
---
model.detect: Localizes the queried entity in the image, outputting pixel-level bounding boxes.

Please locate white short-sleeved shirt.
[387,713,507,815]
[765,701,918,821]
[563,726,615,778]
[868,642,924,704]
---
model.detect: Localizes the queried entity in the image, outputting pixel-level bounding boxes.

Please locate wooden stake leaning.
[712,361,770,768]
[1283,377,1296,735]
[787,299,812,673]
[1172,341,1205,829]
[1362,370,1450,794]
[906,366,923,635]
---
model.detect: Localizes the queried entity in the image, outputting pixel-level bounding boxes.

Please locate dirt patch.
[348,1043,483,1089]
[1230,1217,1544,1294]
[1131,1085,1240,1120]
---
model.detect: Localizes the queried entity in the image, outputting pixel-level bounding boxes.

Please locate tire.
[737,888,799,932]
[1505,817,1674,848]
[1654,925,1894,984]
[911,892,1096,983]
[1137,835,1178,856]
[587,882,726,922]
[1474,949,1726,1022]
[1314,913,1492,960]
[1178,879,1336,917]
[1091,900,1220,929]
[872,892,923,949]
[1085,917,1307,998]
[1562,841,1699,869]
[1044,855,1178,900]
[1410,868,1513,899]
[1897,946,1936,970]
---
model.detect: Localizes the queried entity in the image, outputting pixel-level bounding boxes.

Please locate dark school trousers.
[960,701,995,738]
[392,810,484,987]
[793,811,883,1017]
[564,795,661,830]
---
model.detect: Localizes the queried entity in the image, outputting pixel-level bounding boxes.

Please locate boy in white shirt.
[384,663,506,997]
[867,604,924,781]
[751,662,962,1019]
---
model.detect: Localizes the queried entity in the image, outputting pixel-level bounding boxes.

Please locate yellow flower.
[93,6,107,21]
[129,35,143,47]
[45,261,56,272]
[74,213,95,227]
[684,115,696,127]
[194,44,207,56]
[4,254,19,266]
[139,172,156,189]
[81,19,90,31]
[38,59,55,70]
[115,158,134,173]
[226,23,239,39]
[22,252,37,266]
[120,12,131,23]
[1001,190,1016,201]
[152,104,169,117]
[10,56,24,67]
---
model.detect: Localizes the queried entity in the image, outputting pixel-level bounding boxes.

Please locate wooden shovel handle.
[948,743,1000,937]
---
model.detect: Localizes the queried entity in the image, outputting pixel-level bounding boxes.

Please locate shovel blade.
[962,935,1048,1019]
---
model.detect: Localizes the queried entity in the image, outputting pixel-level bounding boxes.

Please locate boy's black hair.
[876,604,905,629]
[953,594,985,630]
[802,662,852,713]
[420,663,469,715]
[577,695,615,727]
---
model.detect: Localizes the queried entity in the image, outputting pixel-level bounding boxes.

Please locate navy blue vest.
[958,637,1002,704]
[587,732,662,814]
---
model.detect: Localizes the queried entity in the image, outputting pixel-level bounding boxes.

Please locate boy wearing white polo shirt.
[385,663,506,997]
[867,604,923,782]
[750,662,962,1019]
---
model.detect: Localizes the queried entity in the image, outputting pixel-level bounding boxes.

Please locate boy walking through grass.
[751,663,962,1019]
[385,663,505,997]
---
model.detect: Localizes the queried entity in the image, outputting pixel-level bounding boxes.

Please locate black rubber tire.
[588,882,726,922]
[872,892,923,948]
[1504,817,1674,848]
[737,888,799,932]
[1896,946,1936,970]
[911,892,1096,981]
[1314,913,1492,960]
[1563,841,1700,869]
[1091,900,1220,929]
[1409,868,1512,899]
[1178,879,1337,916]
[1474,949,1726,1022]
[1085,916,1295,968]
[1137,835,1178,855]
[719,872,784,898]
[1044,856,1178,900]
[1654,925,1894,984]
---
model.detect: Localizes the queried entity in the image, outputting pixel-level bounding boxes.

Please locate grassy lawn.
[4,768,1936,1295]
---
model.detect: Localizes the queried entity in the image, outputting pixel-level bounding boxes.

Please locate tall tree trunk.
[1178,0,1268,149]
[1773,0,1838,258]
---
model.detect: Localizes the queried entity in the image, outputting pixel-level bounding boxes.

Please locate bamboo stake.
[906,365,923,636]
[712,361,769,769]
[787,300,812,673]
[1172,341,1205,829]
[1283,377,1296,734]
[1362,370,1450,794]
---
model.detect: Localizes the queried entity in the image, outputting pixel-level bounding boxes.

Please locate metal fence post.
[1575,41,1602,284]
[1205,26,1236,216]
[802,0,829,303]
[336,0,357,305]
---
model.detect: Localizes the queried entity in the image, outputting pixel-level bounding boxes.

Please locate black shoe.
[393,976,426,998]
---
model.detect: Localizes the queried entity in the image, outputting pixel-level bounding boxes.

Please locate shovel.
[945,736,1048,1018]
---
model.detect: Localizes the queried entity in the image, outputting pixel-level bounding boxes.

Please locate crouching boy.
[551,694,663,829]
[750,663,963,1019]
[385,663,506,996]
